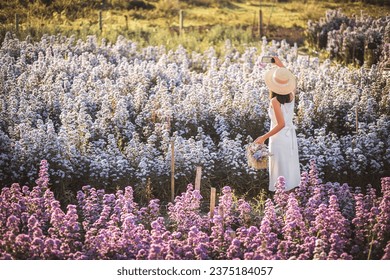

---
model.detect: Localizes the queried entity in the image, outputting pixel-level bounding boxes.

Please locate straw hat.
[264,67,296,95]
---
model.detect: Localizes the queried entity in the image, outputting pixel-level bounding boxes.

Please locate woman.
[255,57,300,193]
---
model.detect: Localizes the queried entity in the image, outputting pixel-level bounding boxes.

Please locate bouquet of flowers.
[246,143,271,170]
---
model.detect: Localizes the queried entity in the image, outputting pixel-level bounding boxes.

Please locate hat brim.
[264,67,296,95]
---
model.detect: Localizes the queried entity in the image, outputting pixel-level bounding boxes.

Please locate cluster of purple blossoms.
[0,160,389,260]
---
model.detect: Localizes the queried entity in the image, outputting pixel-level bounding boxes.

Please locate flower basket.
[246,143,271,170]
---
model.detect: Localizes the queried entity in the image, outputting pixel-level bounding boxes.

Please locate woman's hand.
[254,135,266,145]
[273,56,285,68]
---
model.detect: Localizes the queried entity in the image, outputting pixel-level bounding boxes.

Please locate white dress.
[268,99,300,192]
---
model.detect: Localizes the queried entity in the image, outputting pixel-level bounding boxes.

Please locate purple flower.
[226,238,242,259]
[167,184,206,233]
[382,242,390,260]
[308,159,322,187]
[1,157,389,260]
[35,160,50,189]
[370,177,390,259]
[310,195,351,259]
[277,194,309,259]
[273,176,289,212]
[237,199,251,226]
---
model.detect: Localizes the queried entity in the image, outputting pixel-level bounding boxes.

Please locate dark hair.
[270,91,292,104]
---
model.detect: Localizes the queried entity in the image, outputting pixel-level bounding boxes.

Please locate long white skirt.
[268,126,300,192]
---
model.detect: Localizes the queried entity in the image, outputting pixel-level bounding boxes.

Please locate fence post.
[252,11,256,38]
[125,15,128,30]
[210,187,216,219]
[179,10,184,35]
[99,11,103,32]
[15,14,19,34]
[259,9,263,38]
[195,166,202,191]
[170,139,175,202]
[146,177,152,201]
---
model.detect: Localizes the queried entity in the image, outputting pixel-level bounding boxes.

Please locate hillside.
[1,0,389,52]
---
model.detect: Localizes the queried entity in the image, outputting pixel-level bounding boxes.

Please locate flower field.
[0,31,389,199]
[307,10,389,67]
[0,160,389,260]
[0,12,389,259]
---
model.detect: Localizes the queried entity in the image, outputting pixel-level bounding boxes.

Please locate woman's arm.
[255,97,285,144]
[273,56,285,68]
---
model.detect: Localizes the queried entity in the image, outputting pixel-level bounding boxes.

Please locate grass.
[0,0,389,54]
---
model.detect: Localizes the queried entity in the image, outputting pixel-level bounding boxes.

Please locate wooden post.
[316,31,320,48]
[15,14,19,34]
[99,11,103,32]
[252,11,256,38]
[146,177,151,201]
[125,15,128,30]
[195,166,202,191]
[179,10,184,35]
[170,139,175,202]
[259,9,263,38]
[210,187,216,219]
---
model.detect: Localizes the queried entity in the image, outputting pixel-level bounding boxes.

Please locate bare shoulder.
[270,97,281,110]
[271,97,280,106]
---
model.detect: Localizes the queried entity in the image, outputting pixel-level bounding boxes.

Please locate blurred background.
[1,0,389,54]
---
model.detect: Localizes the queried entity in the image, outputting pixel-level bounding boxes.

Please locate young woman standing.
[255,57,300,192]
